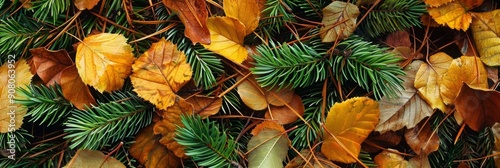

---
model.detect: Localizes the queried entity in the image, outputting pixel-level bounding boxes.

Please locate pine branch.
[175,115,239,168]
[359,0,426,37]
[259,0,297,34]
[0,18,41,59]
[221,77,241,114]
[30,0,70,24]
[0,128,31,151]
[429,112,463,168]
[64,91,153,150]
[16,84,73,126]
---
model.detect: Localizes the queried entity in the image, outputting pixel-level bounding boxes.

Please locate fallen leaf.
[404,120,440,155]
[251,120,286,135]
[321,97,379,163]
[202,16,248,64]
[162,0,210,44]
[374,150,408,168]
[74,0,100,10]
[319,1,360,42]
[59,65,96,110]
[423,0,453,7]
[414,52,453,112]
[492,123,500,166]
[471,9,500,66]
[247,121,290,168]
[392,47,424,65]
[285,150,340,168]
[455,83,500,131]
[0,59,32,133]
[426,0,484,31]
[420,14,442,27]
[223,0,260,35]
[29,47,74,84]
[385,30,412,48]
[75,33,135,93]
[130,38,192,110]
[440,56,488,105]
[64,149,125,168]
[376,61,433,134]
[362,131,402,153]
[487,66,498,83]
[154,96,193,158]
[130,124,181,168]
[265,94,305,125]
[237,75,295,111]
[186,95,222,118]
[265,86,295,107]
[408,154,431,168]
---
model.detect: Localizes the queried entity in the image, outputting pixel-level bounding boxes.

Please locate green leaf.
[247,129,289,168]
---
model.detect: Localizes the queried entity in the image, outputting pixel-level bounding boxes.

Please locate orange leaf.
[130,124,181,168]
[319,1,360,42]
[414,52,453,112]
[29,47,74,84]
[455,83,500,131]
[374,150,408,168]
[471,9,500,66]
[65,150,125,168]
[162,0,210,44]
[426,0,484,31]
[251,120,286,135]
[154,96,193,158]
[404,120,440,155]
[265,86,295,107]
[60,65,96,110]
[74,0,100,10]
[440,56,488,105]
[130,38,192,110]
[76,33,135,93]
[186,95,222,118]
[202,17,248,64]
[223,0,260,35]
[265,94,305,125]
[0,59,32,133]
[237,75,295,111]
[321,97,379,163]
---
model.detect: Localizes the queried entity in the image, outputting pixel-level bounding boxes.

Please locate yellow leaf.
[130,124,181,168]
[321,97,379,163]
[319,1,360,42]
[247,121,290,168]
[202,17,248,64]
[65,150,125,168]
[76,33,135,93]
[423,0,454,7]
[0,59,32,133]
[374,150,408,168]
[376,61,433,134]
[223,0,260,35]
[414,52,453,112]
[74,0,100,10]
[426,0,484,31]
[440,56,488,105]
[130,38,192,109]
[471,9,500,66]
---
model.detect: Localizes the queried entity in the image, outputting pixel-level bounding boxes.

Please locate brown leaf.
[385,30,412,48]
[59,65,96,110]
[237,75,295,111]
[130,124,181,168]
[186,95,222,118]
[65,149,125,168]
[319,1,360,42]
[392,47,423,65]
[362,131,402,153]
[74,0,100,10]
[265,94,305,125]
[29,47,74,84]
[404,120,440,155]
[162,0,210,44]
[455,83,500,131]
[154,96,193,158]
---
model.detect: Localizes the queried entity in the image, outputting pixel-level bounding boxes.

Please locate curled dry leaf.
[130,124,181,168]
[426,0,484,31]
[154,96,193,158]
[130,38,192,110]
[74,0,100,10]
[237,75,294,111]
[223,0,260,35]
[162,0,210,44]
[414,52,453,112]
[471,9,500,66]
[376,60,433,133]
[455,83,500,131]
[440,56,488,105]
[374,149,408,168]
[285,150,340,168]
[265,94,305,125]
[0,59,32,133]
[202,17,248,64]
[76,33,135,93]
[186,95,222,118]
[64,149,125,168]
[404,120,440,155]
[247,121,290,168]
[319,1,360,42]
[321,97,379,163]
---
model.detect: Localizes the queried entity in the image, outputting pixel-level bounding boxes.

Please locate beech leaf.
[223,0,260,35]
[64,149,125,168]
[162,0,210,44]
[59,65,96,110]
[202,16,248,64]
[455,83,500,131]
[321,97,379,163]
[130,124,181,168]
[471,9,500,66]
[426,0,484,31]
[319,1,360,42]
[247,121,290,168]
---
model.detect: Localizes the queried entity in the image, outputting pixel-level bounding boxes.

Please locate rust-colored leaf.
[265,94,305,125]
[404,120,440,155]
[223,0,260,35]
[423,0,453,7]
[186,95,222,118]
[202,16,248,64]
[426,0,484,31]
[130,124,181,168]
[59,65,96,110]
[385,30,412,48]
[455,83,500,131]
[237,75,295,111]
[130,38,192,110]
[29,47,74,84]
[319,1,360,42]
[74,0,101,10]
[162,0,210,44]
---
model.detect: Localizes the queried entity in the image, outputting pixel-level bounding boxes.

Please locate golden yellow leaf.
[76,33,135,93]
[202,17,248,64]
[0,59,32,133]
[130,124,181,168]
[426,0,484,31]
[319,1,360,42]
[74,0,100,10]
[321,97,379,163]
[376,61,433,134]
[374,150,408,168]
[130,38,192,110]
[471,9,500,66]
[455,83,500,131]
[223,0,260,35]
[440,56,488,105]
[65,149,125,168]
[414,52,453,112]
[423,0,453,7]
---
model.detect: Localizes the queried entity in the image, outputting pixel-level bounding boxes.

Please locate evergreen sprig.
[0,18,40,58]
[30,0,70,24]
[0,128,31,151]
[175,115,239,168]
[64,91,153,150]
[259,0,296,34]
